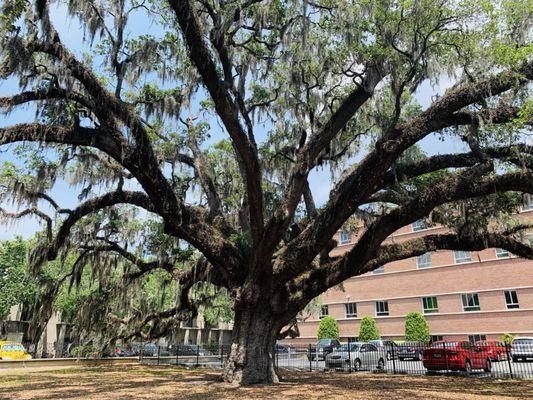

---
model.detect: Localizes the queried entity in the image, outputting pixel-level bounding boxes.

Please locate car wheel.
[464,360,472,375]
[377,358,385,370]
[512,356,518,363]
[353,358,361,371]
[484,359,492,373]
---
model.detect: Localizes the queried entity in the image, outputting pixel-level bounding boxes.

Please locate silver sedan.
[325,342,386,371]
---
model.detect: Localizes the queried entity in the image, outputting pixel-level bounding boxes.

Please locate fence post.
[443,342,449,374]
[308,344,312,372]
[391,343,396,374]
[220,344,224,369]
[196,343,200,368]
[347,343,351,373]
[139,337,143,363]
[505,342,514,379]
[175,342,179,367]
[157,345,161,365]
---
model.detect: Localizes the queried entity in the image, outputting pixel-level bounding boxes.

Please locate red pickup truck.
[423,341,492,374]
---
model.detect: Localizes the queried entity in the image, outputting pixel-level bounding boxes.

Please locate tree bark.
[222,303,280,385]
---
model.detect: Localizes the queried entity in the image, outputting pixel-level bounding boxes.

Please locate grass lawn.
[0,364,532,399]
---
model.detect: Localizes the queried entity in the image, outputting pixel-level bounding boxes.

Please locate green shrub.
[358,316,380,341]
[405,312,430,342]
[317,316,340,340]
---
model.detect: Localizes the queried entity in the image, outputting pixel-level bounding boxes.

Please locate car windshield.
[431,342,457,348]
[338,344,360,352]
[317,340,332,346]
[2,344,25,351]
[514,339,533,345]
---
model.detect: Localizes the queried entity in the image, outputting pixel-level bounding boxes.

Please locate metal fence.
[142,341,533,380]
[8,340,533,380]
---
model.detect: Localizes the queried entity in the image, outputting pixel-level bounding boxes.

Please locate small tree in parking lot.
[358,317,380,341]
[405,312,430,342]
[317,316,340,340]
[500,333,516,345]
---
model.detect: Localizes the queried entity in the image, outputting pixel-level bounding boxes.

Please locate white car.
[511,337,533,362]
[325,342,386,371]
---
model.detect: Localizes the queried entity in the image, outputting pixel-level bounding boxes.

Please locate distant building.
[291,204,533,344]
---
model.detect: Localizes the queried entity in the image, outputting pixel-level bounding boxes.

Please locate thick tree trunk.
[222,304,280,385]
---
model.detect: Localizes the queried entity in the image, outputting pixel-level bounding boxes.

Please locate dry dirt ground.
[0,364,532,400]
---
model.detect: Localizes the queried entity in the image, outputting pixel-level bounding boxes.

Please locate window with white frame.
[523,194,533,211]
[504,290,519,309]
[416,252,432,268]
[495,248,509,258]
[462,293,480,312]
[345,302,357,318]
[422,296,439,314]
[454,250,472,263]
[319,305,329,318]
[339,230,351,245]
[376,300,389,316]
[468,334,487,343]
[412,219,427,232]
[372,265,385,274]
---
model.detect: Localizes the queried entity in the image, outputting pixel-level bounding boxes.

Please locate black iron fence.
[142,341,533,380]
[6,340,533,380]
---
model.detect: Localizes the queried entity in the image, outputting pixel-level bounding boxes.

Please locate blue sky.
[0,4,468,240]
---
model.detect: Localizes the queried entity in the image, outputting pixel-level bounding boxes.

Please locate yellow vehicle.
[0,341,32,360]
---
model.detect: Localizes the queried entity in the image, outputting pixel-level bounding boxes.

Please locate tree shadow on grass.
[1,367,531,400]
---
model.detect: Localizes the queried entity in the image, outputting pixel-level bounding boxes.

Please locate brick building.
[292,203,533,344]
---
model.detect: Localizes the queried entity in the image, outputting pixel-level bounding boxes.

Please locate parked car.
[307,339,340,361]
[511,337,533,362]
[325,342,386,371]
[114,346,136,357]
[132,343,163,357]
[276,344,289,353]
[369,339,397,360]
[0,341,32,360]
[174,344,212,356]
[422,341,492,374]
[475,340,508,361]
[396,341,425,361]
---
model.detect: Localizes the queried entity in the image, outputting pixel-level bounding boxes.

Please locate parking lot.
[274,353,533,378]
[141,349,533,380]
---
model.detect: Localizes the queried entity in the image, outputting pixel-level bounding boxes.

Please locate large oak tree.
[0,0,532,384]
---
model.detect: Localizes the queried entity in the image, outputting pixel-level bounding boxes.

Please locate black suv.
[307,339,340,361]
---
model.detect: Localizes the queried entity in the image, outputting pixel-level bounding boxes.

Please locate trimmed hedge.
[317,316,340,340]
[405,312,430,342]
[358,316,380,341]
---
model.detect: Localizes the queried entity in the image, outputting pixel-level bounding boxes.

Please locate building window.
[523,194,533,211]
[339,230,351,245]
[468,334,487,343]
[345,302,357,318]
[454,250,472,264]
[462,293,480,312]
[422,296,439,314]
[412,219,427,232]
[504,290,519,309]
[431,335,444,343]
[376,300,389,316]
[319,305,329,318]
[372,265,385,274]
[495,248,509,259]
[416,253,432,268]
